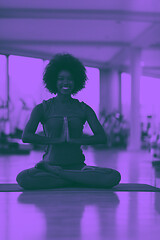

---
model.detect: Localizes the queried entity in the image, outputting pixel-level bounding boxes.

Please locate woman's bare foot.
[81,166,113,174]
[44,163,63,175]
[81,166,96,171]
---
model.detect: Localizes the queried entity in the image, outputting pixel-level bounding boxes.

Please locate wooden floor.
[0,147,160,240]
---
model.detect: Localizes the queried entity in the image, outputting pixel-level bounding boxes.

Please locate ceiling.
[0,0,160,77]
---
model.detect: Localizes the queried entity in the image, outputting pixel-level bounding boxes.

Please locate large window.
[0,55,7,102]
[0,55,7,132]
[121,72,160,132]
[0,54,100,133]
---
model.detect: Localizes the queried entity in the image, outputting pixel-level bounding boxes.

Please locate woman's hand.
[64,117,78,144]
[64,117,69,142]
[52,117,70,144]
[65,118,81,145]
[52,117,79,145]
[65,117,70,142]
[64,117,76,144]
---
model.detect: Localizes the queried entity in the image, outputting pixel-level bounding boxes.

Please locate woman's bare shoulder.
[80,101,93,111]
[41,97,54,112]
[31,103,44,119]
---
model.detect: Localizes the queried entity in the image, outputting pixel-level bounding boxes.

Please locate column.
[99,68,121,116]
[5,55,10,134]
[128,48,142,150]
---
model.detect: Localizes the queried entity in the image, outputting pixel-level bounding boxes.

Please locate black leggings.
[16,162,121,190]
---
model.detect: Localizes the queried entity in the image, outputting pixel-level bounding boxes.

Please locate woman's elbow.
[22,133,31,143]
[22,136,28,143]
[102,135,107,144]
[97,134,107,144]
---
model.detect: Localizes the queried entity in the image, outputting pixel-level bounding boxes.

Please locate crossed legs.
[16,164,121,190]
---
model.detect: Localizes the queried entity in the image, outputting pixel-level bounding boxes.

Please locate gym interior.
[0,1,160,240]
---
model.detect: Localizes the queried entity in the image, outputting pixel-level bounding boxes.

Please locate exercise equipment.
[98,111,129,149]
[0,133,32,154]
[0,98,32,154]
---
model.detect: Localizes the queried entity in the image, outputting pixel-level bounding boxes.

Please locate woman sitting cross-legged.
[16,53,121,190]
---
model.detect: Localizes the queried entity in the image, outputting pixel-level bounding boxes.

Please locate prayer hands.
[63,117,80,145]
[56,117,71,144]
[63,117,71,143]
[52,117,76,144]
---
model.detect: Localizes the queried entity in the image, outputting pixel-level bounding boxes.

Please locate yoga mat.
[0,183,160,192]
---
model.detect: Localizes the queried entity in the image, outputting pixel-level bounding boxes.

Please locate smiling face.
[56,70,74,96]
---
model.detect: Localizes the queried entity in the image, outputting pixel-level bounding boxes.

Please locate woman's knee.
[16,169,33,189]
[16,168,72,189]
[94,168,121,188]
[16,169,27,184]
[110,169,121,186]
[16,168,43,189]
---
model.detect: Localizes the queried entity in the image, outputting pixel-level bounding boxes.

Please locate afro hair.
[43,53,88,95]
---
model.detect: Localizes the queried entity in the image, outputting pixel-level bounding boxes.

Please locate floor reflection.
[116,192,160,240]
[1,148,160,240]
[155,192,160,215]
[153,166,160,188]
[18,190,120,240]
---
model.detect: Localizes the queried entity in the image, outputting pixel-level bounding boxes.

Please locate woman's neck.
[55,94,73,103]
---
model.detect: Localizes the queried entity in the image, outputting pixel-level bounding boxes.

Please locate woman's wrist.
[68,138,80,145]
[51,138,65,144]
[68,135,107,145]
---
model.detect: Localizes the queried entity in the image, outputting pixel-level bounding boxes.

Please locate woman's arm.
[68,104,107,145]
[22,104,65,145]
